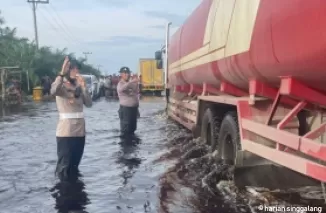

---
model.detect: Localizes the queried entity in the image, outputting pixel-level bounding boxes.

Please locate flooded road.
[0,98,325,213]
[0,98,169,213]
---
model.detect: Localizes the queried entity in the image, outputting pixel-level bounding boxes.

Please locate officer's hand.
[131,78,139,83]
[60,56,70,75]
[76,75,86,88]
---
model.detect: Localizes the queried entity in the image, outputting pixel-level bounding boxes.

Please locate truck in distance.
[138,58,164,96]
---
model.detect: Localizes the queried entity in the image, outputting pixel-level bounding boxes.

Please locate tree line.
[0,11,100,94]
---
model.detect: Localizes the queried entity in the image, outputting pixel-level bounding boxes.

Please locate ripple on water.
[0,99,171,213]
[2,98,324,213]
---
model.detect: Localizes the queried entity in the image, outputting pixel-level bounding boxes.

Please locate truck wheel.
[201,108,222,152]
[217,111,241,165]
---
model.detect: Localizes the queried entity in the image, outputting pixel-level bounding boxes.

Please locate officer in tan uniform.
[51,56,92,181]
[117,67,139,137]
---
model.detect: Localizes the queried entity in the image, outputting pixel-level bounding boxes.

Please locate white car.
[80,74,99,99]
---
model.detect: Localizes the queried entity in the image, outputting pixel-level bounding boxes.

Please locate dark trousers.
[118,105,138,136]
[43,88,50,96]
[105,89,113,97]
[99,86,105,97]
[56,137,85,181]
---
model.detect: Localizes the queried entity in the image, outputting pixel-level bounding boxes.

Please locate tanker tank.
[156,0,326,193]
[168,0,326,92]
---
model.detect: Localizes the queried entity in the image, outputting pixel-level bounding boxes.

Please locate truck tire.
[201,108,222,152]
[217,111,241,165]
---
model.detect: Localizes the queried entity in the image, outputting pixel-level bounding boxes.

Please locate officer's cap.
[119,66,131,74]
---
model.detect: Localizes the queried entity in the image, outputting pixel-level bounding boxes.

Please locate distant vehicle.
[139,58,164,96]
[80,74,99,99]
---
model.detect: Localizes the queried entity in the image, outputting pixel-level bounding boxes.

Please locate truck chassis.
[168,77,326,188]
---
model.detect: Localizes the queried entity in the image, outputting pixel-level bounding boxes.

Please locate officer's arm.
[117,81,131,93]
[81,87,92,108]
[130,82,139,93]
[50,76,65,96]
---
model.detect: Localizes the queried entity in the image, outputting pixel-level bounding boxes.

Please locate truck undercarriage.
[167,78,326,192]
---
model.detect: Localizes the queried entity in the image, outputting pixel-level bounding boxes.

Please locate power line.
[37,9,88,58]
[46,4,84,44]
[41,7,79,45]
[27,0,49,49]
[38,4,89,60]
[37,8,72,46]
[27,1,82,53]
[27,1,92,63]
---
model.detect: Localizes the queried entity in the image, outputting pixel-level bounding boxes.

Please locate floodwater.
[0,98,168,213]
[0,98,325,213]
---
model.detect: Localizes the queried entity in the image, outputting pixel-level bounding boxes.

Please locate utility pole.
[97,65,102,73]
[83,52,92,62]
[27,0,49,49]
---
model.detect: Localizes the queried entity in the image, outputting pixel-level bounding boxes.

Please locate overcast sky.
[1,0,200,74]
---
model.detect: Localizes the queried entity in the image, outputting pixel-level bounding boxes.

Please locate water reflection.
[50,170,90,213]
[116,135,142,186]
[0,103,22,117]
[0,102,38,118]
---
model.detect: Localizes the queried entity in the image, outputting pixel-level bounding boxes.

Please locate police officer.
[117,66,139,137]
[51,56,92,181]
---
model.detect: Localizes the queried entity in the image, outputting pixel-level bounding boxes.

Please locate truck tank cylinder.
[168,0,326,92]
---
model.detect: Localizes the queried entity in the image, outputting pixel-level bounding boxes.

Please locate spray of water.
[154,110,326,213]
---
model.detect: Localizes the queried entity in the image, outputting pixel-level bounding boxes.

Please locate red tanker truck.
[155,0,326,190]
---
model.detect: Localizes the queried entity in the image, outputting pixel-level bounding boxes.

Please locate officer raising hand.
[51,56,92,181]
[117,66,140,138]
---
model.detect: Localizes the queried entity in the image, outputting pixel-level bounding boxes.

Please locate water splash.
[156,113,326,213]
